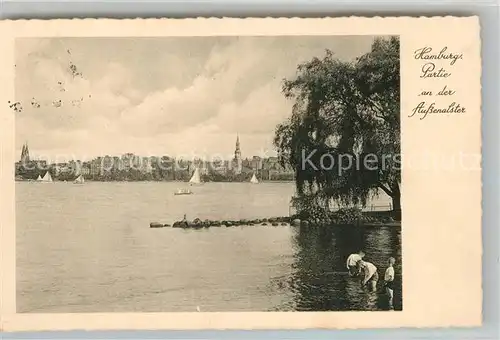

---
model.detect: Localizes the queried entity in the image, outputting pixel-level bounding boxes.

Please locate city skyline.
[16,134,280,164]
[15,136,294,182]
[15,36,376,159]
[16,136,291,168]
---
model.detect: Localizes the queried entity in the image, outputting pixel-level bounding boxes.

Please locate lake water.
[16,181,402,312]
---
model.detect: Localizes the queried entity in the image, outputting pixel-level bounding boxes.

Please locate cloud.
[117,38,280,137]
[15,36,375,160]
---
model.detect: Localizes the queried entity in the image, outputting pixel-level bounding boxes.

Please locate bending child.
[346,251,365,277]
[359,260,378,292]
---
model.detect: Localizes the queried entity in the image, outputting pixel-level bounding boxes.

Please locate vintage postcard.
[0,17,481,331]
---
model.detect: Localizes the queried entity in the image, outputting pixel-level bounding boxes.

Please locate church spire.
[234,134,241,161]
[233,134,242,174]
[21,141,30,163]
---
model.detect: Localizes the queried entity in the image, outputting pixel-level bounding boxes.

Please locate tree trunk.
[391,194,401,221]
[390,182,401,221]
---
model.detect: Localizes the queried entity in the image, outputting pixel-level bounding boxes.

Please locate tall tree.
[274,36,401,218]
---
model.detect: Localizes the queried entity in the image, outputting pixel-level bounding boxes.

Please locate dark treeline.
[15,166,294,182]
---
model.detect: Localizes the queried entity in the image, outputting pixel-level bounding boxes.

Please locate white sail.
[41,171,53,182]
[250,173,259,184]
[189,168,201,184]
[74,175,84,184]
[36,175,42,181]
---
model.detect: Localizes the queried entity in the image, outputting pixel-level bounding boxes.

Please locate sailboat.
[250,173,259,184]
[174,188,193,195]
[175,167,201,195]
[188,168,202,185]
[74,174,84,184]
[40,171,53,182]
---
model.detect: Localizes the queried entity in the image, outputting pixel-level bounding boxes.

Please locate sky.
[15,36,376,162]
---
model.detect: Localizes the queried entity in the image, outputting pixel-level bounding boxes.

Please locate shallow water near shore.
[16,181,401,312]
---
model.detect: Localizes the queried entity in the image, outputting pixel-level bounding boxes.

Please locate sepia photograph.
[14,35,402,313]
[0,16,485,331]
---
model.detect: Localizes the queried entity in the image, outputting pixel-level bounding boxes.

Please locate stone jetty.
[150,214,400,229]
[150,216,293,229]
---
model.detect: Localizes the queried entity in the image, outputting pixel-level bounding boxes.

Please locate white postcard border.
[0,17,482,331]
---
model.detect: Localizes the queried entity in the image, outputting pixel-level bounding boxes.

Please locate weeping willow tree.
[274,37,401,219]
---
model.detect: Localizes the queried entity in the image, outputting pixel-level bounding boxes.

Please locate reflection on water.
[17,182,401,312]
[281,226,402,311]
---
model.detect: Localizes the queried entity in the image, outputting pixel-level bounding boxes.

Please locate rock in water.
[172,221,189,228]
[150,222,163,228]
[191,218,203,228]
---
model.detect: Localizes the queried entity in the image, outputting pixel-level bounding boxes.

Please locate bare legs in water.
[386,286,394,310]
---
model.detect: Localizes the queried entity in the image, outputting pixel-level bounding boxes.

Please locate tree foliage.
[274,36,401,213]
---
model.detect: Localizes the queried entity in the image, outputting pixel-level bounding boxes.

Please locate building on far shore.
[81,162,91,176]
[20,142,30,164]
[232,135,242,174]
[15,143,49,178]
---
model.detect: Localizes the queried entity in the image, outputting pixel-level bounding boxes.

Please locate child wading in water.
[384,257,396,310]
[359,260,378,292]
[346,251,365,277]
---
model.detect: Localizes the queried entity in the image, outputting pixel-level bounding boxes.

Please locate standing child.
[384,257,396,310]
